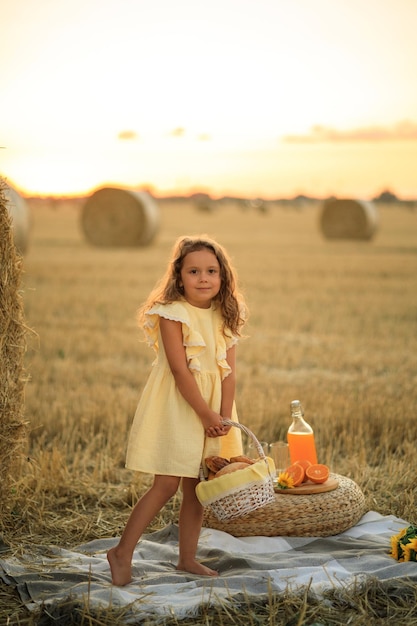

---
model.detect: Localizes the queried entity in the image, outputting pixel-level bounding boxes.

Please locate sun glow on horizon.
[2,0,417,199]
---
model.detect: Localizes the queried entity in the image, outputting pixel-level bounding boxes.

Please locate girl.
[108,235,247,585]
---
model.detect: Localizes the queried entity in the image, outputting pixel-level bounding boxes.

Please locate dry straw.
[2,182,31,254]
[0,180,28,513]
[320,198,378,240]
[80,187,160,247]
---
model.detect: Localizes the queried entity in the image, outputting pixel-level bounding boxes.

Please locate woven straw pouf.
[202,474,367,537]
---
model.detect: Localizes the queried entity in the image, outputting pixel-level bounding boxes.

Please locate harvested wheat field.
[1,198,417,624]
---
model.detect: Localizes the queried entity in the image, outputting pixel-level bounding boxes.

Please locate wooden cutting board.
[274,476,339,495]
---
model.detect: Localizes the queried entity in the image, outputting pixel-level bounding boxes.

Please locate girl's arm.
[159,317,226,436]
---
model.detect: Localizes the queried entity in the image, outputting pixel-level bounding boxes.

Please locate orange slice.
[295,459,312,482]
[305,463,330,484]
[283,463,305,487]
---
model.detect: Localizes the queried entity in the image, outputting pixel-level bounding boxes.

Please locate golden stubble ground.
[1,198,417,624]
[6,198,416,537]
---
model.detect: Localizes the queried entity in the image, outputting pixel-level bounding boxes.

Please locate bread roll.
[215,461,250,477]
[205,456,230,472]
[230,455,254,465]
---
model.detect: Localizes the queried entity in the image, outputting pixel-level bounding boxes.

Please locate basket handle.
[220,419,268,460]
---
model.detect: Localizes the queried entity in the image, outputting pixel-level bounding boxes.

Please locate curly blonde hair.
[138,235,247,336]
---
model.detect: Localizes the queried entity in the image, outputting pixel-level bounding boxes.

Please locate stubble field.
[2,198,417,624]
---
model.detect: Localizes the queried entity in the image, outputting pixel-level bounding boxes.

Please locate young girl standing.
[108,235,247,585]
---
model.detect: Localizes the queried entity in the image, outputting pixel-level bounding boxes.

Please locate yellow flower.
[389,525,417,562]
[407,537,417,549]
[276,472,295,489]
[390,535,399,560]
[403,537,417,562]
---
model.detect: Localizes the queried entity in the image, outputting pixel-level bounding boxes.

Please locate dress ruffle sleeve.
[216,334,233,380]
[217,302,245,380]
[144,302,205,372]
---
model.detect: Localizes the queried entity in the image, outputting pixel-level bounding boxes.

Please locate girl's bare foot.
[107,547,132,586]
[176,559,218,577]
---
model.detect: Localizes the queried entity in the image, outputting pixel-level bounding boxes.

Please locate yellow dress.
[125,300,243,478]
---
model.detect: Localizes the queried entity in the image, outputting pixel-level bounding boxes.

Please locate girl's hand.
[203,411,227,437]
[205,423,229,438]
[205,416,232,438]
[220,418,232,435]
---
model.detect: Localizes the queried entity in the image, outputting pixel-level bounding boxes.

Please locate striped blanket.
[1,511,416,620]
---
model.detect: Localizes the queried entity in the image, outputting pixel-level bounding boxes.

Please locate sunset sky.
[1,0,417,199]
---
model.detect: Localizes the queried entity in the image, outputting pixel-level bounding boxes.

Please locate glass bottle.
[287,400,318,464]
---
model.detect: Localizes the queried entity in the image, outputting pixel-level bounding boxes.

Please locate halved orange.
[295,459,312,482]
[283,463,305,487]
[305,463,330,484]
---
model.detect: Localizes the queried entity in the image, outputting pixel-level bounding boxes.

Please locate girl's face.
[180,248,221,308]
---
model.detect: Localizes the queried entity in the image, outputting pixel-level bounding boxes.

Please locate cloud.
[169,127,186,138]
[168,129,212,141]
[117,130,139,141]
[282,120,417,143]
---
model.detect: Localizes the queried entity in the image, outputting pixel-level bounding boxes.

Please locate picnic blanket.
[1,511,416,621]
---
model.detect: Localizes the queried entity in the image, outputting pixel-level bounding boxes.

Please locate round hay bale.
[3,183,31,255]
[319,198,378,240]
[81,187,160,247]
[191,192,215,213]
[0,180,27,510]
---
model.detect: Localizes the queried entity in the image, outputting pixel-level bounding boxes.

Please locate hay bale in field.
[3,182,31,254]
[0,180,27,511]
[81,187,160,247]
[191,192,215,213]
[320,198,378,240]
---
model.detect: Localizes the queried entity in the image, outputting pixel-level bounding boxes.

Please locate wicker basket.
[196,420,275,521]
[203,473,367,537]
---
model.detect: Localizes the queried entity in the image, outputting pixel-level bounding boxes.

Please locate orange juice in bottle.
[287,400,318,464]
